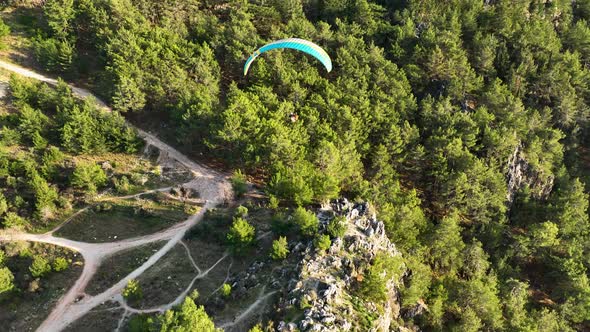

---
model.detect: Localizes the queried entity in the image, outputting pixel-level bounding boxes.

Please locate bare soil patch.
[55,197,191,243]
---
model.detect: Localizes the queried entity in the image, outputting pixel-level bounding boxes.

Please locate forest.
[0,0,590,330]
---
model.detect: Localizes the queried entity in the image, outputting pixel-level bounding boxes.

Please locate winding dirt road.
[0,60,233,331]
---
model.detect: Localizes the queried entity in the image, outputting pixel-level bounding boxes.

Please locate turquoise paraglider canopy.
[243,38,332,75]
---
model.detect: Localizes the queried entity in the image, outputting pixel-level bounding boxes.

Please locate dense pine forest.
[1,0,590,330]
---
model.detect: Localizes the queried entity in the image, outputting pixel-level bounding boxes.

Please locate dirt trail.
[0,60,233,331]
[115,252,230,315]
[218,288,278,329]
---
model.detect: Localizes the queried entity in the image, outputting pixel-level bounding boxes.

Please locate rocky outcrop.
[277,199,404,332]
[506,143,554,204]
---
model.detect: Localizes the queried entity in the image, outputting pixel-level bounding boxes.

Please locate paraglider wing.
[243,38,332,75]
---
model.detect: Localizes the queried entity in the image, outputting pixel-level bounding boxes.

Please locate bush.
[327,216,347,238]
[360,254,404,302]
[270,212,291,235]
[29,256,51,277]
[235,205,248,218]
[71,162,107,194]
[0,18,10,50]
[130,172,147,185]
[114,175,131,194]
[123,279,142,300]
[248,324,264,332]
[226,217,255,254]
[3,212,28,229]
[270,236,289,260]
[0,267,14,295]
[231,170,248,197]
[268,195,279,209]
[0,127,21,146]
[154,297,220,331]
[0,193,7,216]
[52,257,69,272]
[221,283,231,298]
[292,207,318,237]
[314,234,331,252]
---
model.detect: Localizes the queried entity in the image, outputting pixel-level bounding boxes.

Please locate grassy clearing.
[55,195,192,243]
[0,242,83,332]
[182,238,230,300]
[0,6,42,69]
[62,301,124,332]
[86,241,165,296]
[128,244,196,309]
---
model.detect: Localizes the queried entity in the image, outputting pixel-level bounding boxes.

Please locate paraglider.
[243,38,332,75]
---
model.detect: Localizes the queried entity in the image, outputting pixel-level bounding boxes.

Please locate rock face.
[506,143,554,204]
[277,199,403,332]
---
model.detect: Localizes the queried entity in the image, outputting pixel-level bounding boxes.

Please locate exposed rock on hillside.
[277,199,404,332]
[506,143,554,204]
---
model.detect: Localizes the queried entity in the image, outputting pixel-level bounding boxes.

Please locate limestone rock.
[277,199,404,331]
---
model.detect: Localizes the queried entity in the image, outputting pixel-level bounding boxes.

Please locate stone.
[277,321,287,331]
[403,299,428,319]
[101,161,112,171]
[506,143,554,204]
[275,199,403,331]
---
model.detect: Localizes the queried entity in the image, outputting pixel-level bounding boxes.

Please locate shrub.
[0,267,15,295]
[268,195,279,209]
[360,254,404,302]
[248,324,264,332]
[292,207,318,237]
[270,236,289,260]
[314,234,331,252]
[0,127,21,146]
[29,256,51,277]
[3,212,28,229]
[71,162,107,194]
[0,18,10,50]
[231,170,248,197]
[227,217,255,254]
[53,257,69,272]
[0,193,8,216]
[271,212,292,235]
[327,216,347,238]
[130,172,147,185]
[123,279,142,300]
[221,283,231,298]
[114,175,131,194]
[235,205,248,218]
